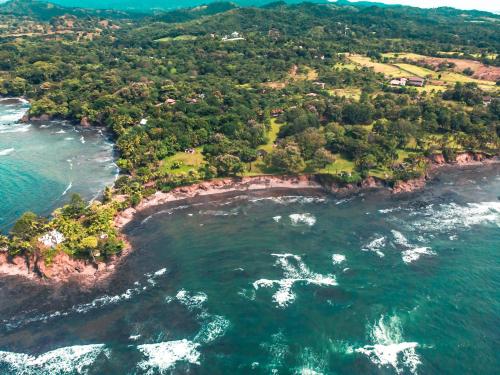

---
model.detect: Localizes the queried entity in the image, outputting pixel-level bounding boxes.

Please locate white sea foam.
[289,213,316,226]
[401,247,435,264]
[61,182,73,196]
[0,148,14,156]
[362,236,386,257]
[175,290,208,310]
[250,196,326,205]
[335,197,354,205]
[56,129,66,134]
[80,136,86,144]
[2,267,168,330]
[379,206,402,214]
[253,253,336,308]
[198,209,239,216]
[409,202,500,233]
[0,344,109,374]
[332,254,346,265]
[137,340,200,374]
[273,215,282,223]
[260,331,288,371]
[64,137,74,141]
[391,230,435,264]
[355,315,420,374]
[194,315,231,344]
[0,124,31,133]
[296,347,327,375]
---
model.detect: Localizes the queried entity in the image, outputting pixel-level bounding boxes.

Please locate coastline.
[0,147,497,285]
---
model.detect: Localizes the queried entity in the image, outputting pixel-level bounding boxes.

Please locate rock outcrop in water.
[0,249,121,284]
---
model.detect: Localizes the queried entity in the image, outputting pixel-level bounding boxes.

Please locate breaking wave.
[169,289,231,345]
[391,230,435,264]
[0,344,109,375]
[289,213,316,226]
[0,148,14,156]
[0,124,31,133]
[253,253,336,308]
[61,182,73,196]
[249,196,326,205]
[408,201,500,233]
[332,254,346,265]
[136,340,200,374]
[355,314,420,374]
[1,268,168,331]
[362,236,386,257]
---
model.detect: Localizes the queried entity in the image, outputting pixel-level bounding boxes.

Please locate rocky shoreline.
[0,151,497,285]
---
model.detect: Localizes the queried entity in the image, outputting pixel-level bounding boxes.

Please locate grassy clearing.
[439,72,496,88]
[415,84,447,93]
[161,147,205,175]
[329,87,362,100]
[347,54,405,76]
[291,65,318,81]
[259,118,280,153]
[438,51,498,60]
[333,62,358,71]
[394,63,437,78]
[382,52,427,60]
[156,35,197,43]
[319,154,355,174]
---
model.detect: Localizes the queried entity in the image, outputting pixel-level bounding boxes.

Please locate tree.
[213,154,244,176]
[62,194,87,219]
[311,148,335,169]
[341,103,374,125]
[296,128,326,160]
[10,212,42,241]
[266,142,305,174]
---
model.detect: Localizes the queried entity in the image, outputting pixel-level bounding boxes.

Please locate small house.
[165,98,177,105]
[483,96,492,106]
[407,77,425,87]
[185,148,196,154]
[389,78,407,86]
[139,118,148,125]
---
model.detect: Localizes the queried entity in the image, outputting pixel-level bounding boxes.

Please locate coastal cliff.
[0,151,497,284]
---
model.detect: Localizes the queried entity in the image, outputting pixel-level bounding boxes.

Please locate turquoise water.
[0,164,498,374]
[0,99,118,231]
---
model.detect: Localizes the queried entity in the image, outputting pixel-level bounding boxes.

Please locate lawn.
[258,118,280,153]
[161,148,205,175]
[319,154,355,175]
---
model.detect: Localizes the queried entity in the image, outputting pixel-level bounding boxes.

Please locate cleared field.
[347,54,405,76]
[439,51,498,60]
[394,63,438,78]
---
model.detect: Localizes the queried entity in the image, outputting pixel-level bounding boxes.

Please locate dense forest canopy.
[0,0,498,262]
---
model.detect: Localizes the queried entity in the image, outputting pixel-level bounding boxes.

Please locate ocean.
[0,98,118,231]
[0,161,498,374]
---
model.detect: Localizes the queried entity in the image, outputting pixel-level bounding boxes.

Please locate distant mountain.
[0,0,330,12]
[0,0,141,19]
